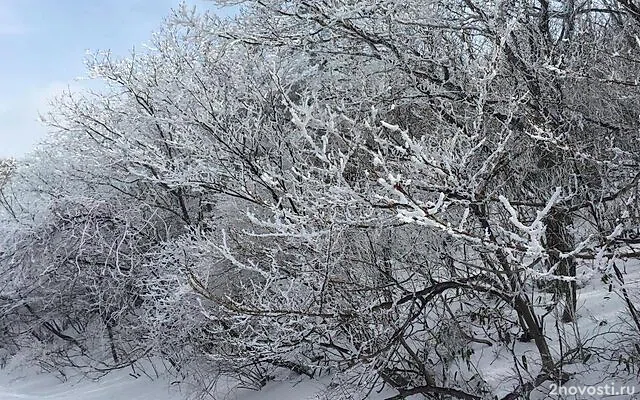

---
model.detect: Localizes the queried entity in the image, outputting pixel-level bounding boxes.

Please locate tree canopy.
[2,1,640,399]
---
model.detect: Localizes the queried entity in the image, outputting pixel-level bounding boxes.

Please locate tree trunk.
[513,295,556,372]
[546,207,576,323]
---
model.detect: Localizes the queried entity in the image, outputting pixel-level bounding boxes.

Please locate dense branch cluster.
[2,0,640,398]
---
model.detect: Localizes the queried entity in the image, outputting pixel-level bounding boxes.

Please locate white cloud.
[0,1,27,36]
[0,81,83,158]
[0,22,26,36]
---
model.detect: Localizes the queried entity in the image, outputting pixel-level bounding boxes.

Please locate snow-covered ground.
[1,262,639,399]
[0,365,377,400]
[0,367,180,400]
[0,358,342,400]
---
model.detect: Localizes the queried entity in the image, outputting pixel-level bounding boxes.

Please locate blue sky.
[0,0,232,158]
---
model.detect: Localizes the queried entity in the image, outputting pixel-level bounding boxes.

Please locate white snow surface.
[0,363,182,400]
[0,360,355,400]
[1,262,640,399]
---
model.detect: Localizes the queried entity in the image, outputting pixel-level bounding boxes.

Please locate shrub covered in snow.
[3,1,640,399]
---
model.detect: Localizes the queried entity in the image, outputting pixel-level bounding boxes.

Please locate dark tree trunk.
[546,207,576,322]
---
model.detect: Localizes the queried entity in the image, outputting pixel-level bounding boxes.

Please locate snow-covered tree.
[2,1,640,399]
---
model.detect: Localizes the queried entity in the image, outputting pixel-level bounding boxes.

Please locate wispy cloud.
[0,81,84,157]
[0,0,209,157]
[0,23,26,36]
[0,1,27,36]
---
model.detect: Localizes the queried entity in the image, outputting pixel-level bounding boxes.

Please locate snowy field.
[1,263,639,400]
[0,359,337,400]
[0,367,369,400]
[0,363,183,400]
